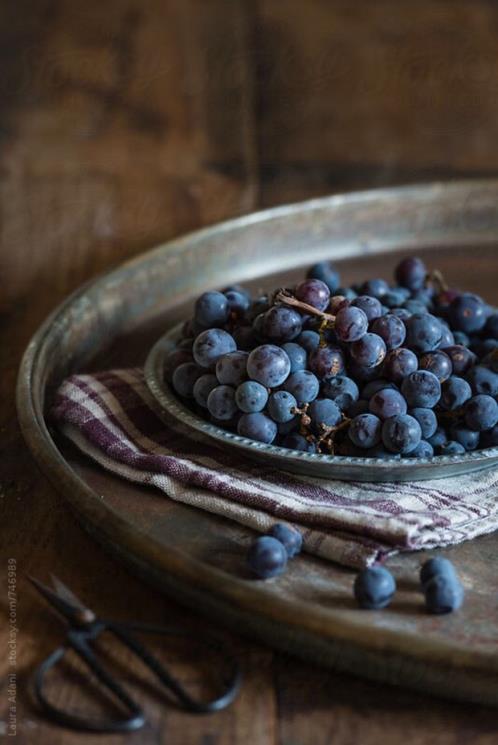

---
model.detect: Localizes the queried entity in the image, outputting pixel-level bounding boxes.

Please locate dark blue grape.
[308,345,345,379]
[438,322,455,348]
[360,278,389,298]
[252,313,267,341]
[295,278,330,311]
[371,314,406,350]
[308,398,342,433]
[464,395,498,431]
[193,373,218,407]
[334,306,368,342]
[322,375,359,409]
[207,385,238,420]
[354,566,396,610]
[411,286,435,307]
[383,347,418,383]
[449,292,487,333]
[194,291,229,328]
[453,331,470,346]
[466,365,498,397]
[401,370,441,408]
[382,414,422,454]
[247,536,287,579]
[269,524,302,558]
[440,440,466,455]
[235,380,268,413]
[268,391,298,423]
[424,575,464,614]
[395,257,427,290]
[384,287,411,308]
[337,287,358,301]
[473,338,498,358]
[281,432,317,452]
[403,299,428,316]
[391,307,412,320]
[238,412,278,444]
[348,360,385,383]
[164,347,193,382]
[296,330,320,354]
[348,413,382,449]
[428,427,447,449]
[408,440,434,458]
[350,333,387,369]
[440,376,472,411]
[409,407,437,439]
[449,426,480,451]
[420,557,458,586]
[215,351,248,386]
[351,295,383,322]
[442,345,477,375]
[262,305,302,342]
[224,289,250,316]
[246,295,270,323]
[284,370,319,405]
[223,283,251,301]
[281,342,307,373]
[485,312,498,340]
[369,389,407,420]
[172,362,203,398]
[361,379,397,400]
[307,261,340,292]
[419,351,452,382]
[247,345,291,387]
[404,313,443,353]
[193,328,236,368]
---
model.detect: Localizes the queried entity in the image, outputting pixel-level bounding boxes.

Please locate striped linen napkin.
[51,369,498,568]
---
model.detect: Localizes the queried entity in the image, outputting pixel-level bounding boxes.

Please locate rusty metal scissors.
[28,575,242,733]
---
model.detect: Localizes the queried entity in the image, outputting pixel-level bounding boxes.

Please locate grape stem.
[427,269,448,294]
[275,291,336,325]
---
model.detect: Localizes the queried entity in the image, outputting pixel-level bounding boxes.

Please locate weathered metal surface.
[17,182,498,706]
[145,325,498,481]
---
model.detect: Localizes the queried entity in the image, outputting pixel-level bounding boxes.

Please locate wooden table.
[2,2,498,742]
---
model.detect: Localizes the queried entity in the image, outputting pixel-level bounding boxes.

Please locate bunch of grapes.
[165,255,498,459]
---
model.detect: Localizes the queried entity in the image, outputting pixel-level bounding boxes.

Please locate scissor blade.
[50,574,88,611]
[27,575,81,622]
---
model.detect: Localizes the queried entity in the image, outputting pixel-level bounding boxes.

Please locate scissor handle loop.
[34,639,145,733]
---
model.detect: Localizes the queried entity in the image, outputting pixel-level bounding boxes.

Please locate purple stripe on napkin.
[51,369,498,568]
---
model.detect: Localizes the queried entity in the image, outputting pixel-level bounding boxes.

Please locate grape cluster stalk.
[165,256,498,458]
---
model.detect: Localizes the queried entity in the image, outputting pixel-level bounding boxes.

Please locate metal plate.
[17,182,498,706]
[145,325,498,482]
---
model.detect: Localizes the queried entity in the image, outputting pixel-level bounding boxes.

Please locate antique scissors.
[29,575,242,733]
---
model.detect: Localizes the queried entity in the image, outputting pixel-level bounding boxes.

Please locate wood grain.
[2,1,498,743]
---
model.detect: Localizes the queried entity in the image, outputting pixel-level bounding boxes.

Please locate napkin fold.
[51,369,498,568]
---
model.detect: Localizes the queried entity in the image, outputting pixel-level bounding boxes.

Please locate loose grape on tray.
[165,256,498,458]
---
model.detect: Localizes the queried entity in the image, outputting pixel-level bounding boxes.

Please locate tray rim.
[16,179,498,706]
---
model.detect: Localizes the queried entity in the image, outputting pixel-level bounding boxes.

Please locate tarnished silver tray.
[17,181,498,706]
[145,324,498,483]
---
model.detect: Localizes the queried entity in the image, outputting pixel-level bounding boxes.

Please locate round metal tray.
[17,181,498,706]
[145,325,498,482]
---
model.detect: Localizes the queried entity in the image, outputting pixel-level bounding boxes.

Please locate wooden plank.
[255,0,498,204]
[1,0,257,311]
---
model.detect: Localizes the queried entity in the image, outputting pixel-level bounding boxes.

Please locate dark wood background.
[3,2,498,742]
